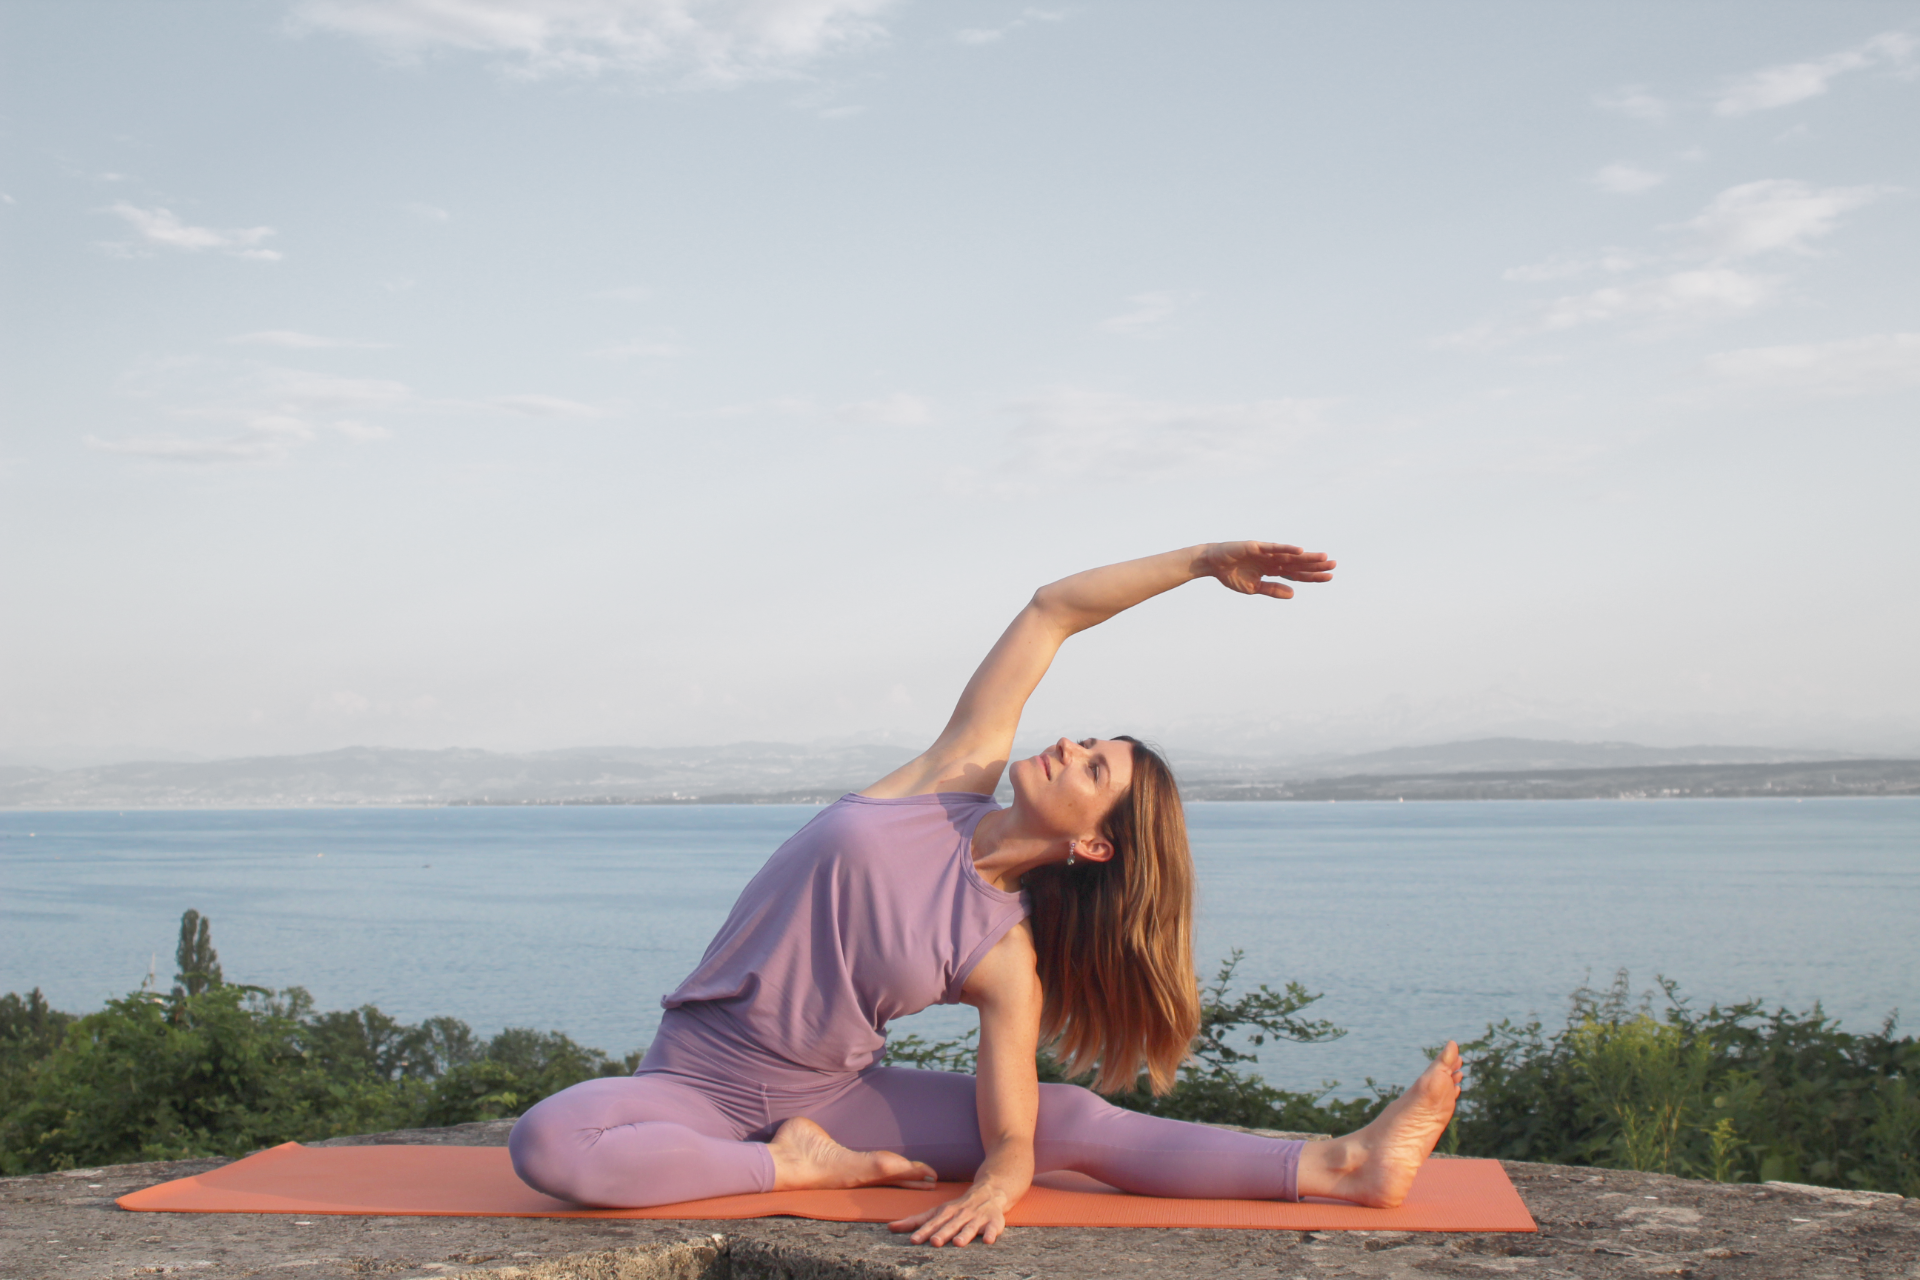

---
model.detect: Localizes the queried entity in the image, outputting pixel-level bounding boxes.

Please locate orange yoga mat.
[119,1143,1535,1233]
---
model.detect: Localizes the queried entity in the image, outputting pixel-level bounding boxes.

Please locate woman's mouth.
[1040,754,1052,780]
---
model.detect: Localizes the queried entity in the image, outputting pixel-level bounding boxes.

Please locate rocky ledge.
[2,1122,1913,1279]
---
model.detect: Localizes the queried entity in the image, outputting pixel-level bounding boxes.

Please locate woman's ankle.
[1293,1134,1366,1200]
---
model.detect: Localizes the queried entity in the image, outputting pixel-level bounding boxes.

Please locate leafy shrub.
[8,915,1913,1197]
[0,989,75,1120]
[0,912,642,1174]
[889,950,1400,1136]
[1451,972,1920,1196]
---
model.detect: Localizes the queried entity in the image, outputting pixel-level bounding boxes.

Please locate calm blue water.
[2,799,1915,1094]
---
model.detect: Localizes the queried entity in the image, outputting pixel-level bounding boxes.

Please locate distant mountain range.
[0,743,915,809]
[2,737,1915,808]
[1171,735,1868,779]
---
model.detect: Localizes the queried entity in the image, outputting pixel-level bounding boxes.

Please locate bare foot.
[1296,1041,1463,1208]
[767,1117,938,1193]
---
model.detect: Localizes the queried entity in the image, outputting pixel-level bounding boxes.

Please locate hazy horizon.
[2,730,1909,777]
[5,3,1917,763]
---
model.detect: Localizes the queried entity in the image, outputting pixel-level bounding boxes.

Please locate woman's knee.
[507,1079,647,1197]
[1035,1081,1124,1133]
[507,1092,589,1197]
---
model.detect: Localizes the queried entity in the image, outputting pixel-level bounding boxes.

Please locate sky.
[3,1,1918,767]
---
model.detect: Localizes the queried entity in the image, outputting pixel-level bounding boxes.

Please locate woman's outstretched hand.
[887,1181,1015,1247]
[1200,541,1336,599]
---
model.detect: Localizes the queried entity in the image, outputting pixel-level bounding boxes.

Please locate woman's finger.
[936,1208,984,1247]
[906,1212,952,1243]
[891,1202,951,1234]
[910,1203,964,1243]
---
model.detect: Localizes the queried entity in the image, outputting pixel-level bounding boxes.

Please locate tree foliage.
[888,950,1399,1135]
[0,912,641,1174]
[5,917,1913,1197]
[172,909,223,998]
[1450,972,1919,1196]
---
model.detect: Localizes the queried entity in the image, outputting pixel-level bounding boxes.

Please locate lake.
[2,798,1915,1094]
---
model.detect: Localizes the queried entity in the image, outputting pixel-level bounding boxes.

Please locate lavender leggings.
[509,1006,1302,1208]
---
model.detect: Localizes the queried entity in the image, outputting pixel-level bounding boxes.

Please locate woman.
[510,541,1463,1247]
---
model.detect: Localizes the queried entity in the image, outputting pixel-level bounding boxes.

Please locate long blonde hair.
[1026,737,1199,1095]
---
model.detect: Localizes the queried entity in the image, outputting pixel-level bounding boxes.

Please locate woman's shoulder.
[855,742,1007,800]
[835,790,1001,832]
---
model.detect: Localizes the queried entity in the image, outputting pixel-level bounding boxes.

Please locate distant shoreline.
[1178,757,1920,803]
[3,758,1917,811]
[4,744,1917,810]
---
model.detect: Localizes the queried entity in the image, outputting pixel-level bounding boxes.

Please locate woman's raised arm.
[861,542,1334,798]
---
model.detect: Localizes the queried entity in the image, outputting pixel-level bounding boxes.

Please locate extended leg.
[807,1067,1302,1199]
[508,1074,770,1208]
[1295,1042,1463,1206]
[756,1043,1462,1207]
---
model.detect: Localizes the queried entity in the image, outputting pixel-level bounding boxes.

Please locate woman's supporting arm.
[888,923,1044,1247]
[863,542,1335,797]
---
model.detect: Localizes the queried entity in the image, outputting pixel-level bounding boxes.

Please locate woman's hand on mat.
[1199,541,1335,600]
[888,1181,1016,1247]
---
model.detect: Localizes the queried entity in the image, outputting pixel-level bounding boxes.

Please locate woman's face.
[1008,737,1135,839]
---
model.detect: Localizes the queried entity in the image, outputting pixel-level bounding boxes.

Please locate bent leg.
[809,1067,1300,1200]
[508,1074,774,1208]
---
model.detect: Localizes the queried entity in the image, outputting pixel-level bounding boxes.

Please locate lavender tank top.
[661,792,1030,1074]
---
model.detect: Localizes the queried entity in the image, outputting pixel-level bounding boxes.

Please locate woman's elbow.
[1025,588,1075,629]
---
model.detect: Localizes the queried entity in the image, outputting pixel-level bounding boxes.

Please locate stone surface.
[3,1122,1915,1280]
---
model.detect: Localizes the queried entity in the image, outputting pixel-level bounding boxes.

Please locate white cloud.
[1467,180,1883,344]
[228,330,386,349]
[249,368,420,413]
[291,0,899,86]
[1002,389,1328,480]
[1590,163,1665,194]
[313,691,375,718]
[1097,290,1200,335]
[490,393,603,417]
[587,338,689,360]
[87,418,316,464]
[1502,248,1650,283]
[1680,179,1884,258]
[707,395,815,418]
[1712,31,1915,117]
[956,7,1064,46]
[1702,333,1920,395]
[107,202,281,260]
[835,392,932,427]
[1594,83,1668,120]
[90,364,419,464]
[404,201,452,222]
[90,354,609,464]
[1538,268,1774,332]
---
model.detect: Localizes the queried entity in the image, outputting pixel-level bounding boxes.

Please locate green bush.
[0,989,76,1121]
[1451,972,1920,1196]
[888,950,1401,1136]
[8,915,1913,1197]
[0,912,642,1174]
